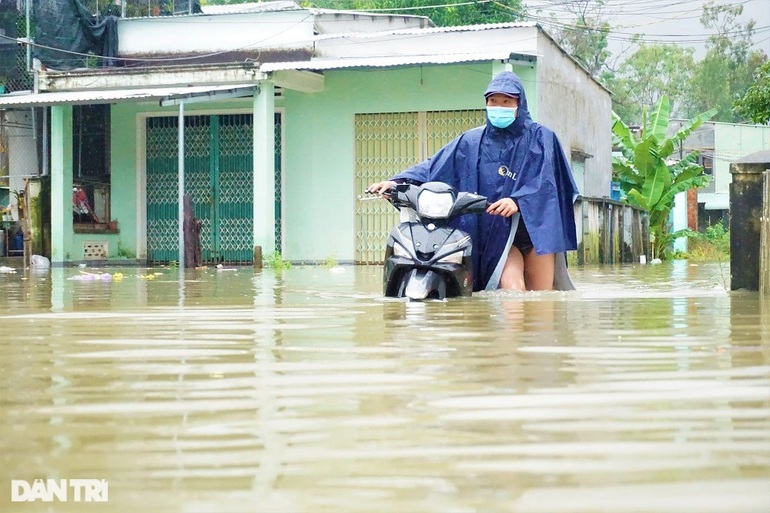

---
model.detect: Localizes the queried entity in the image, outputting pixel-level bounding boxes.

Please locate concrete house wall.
[280,63,534,262]
[677,120,770,212]
[118,10,316,55]
[1,6,615,265]
[535,31,612,199]
[93,63,531,263]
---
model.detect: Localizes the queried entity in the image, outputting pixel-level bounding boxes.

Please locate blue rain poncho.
[390,71,578,291]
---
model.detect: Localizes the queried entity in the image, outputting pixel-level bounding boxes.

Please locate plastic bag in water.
[31,255,51,268]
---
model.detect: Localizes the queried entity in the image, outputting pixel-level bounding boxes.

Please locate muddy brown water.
[1,261,768,512]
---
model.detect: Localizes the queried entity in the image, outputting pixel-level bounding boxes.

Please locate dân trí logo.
[11,479,108,503]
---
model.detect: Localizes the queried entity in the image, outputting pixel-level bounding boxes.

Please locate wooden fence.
[574,197,649,265]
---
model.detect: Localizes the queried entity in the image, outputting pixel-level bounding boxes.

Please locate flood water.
[1,261,768,513]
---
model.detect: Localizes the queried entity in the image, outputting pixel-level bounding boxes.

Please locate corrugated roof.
[201,1,300,16]
[314,21,538,41]
[261,50,533,72]
[0,84,257,108]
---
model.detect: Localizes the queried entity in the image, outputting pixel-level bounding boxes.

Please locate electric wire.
[0,0,765,67]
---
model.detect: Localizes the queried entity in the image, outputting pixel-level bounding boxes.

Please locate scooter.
[375,181,488,300]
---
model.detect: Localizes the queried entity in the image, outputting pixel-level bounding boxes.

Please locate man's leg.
[523,251,555,290]
[500,246,526,291]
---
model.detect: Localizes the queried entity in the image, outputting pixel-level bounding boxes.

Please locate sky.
[523,0,770,62]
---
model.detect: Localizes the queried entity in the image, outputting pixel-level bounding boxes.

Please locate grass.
[265,251,292,270]
[682,224,730,262]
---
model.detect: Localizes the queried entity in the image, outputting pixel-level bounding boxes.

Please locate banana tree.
[612,96,717,259]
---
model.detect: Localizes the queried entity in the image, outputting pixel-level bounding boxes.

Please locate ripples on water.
[0,261,768,513]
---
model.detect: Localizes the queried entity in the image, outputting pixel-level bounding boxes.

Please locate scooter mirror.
[452,192,488,215]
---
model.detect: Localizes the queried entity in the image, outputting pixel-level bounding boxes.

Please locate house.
[0,0,613,266]
[669,121,770,248]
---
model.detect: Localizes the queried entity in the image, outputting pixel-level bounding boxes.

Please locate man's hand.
[366,180,397,195]
[486,197,518,217]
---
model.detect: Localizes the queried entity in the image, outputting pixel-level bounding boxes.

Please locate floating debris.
[68,271,124,282]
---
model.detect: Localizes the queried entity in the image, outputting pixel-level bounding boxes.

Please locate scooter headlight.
[437,251,463,264]
[392,242,410,258]
[417,190,454,219]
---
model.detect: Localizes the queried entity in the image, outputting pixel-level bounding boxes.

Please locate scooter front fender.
[402,269,446,300]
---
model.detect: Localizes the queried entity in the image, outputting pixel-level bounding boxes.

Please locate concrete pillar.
[253,83,276,258]
[729,150,770,291]
[50,105,73,265]
[687,188,698,231]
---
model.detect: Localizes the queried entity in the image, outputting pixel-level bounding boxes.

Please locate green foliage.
[117,241,136,259]
[546,1,611,78]
[734,61,770,124]
[700,222,730,254]
[682,223,730,264]
[609,43,695,124]
[685,1,767,122]
[321,255,338,268]
[612,96,718,260]
[265,251,291,270]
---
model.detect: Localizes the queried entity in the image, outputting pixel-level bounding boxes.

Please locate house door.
[354,109,485,263]
[145,113,282,264]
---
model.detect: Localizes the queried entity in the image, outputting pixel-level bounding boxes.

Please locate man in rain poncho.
[367,71,578,292]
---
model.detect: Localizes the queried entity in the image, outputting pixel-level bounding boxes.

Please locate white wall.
[316,25,539,59]
[535,31,612,199]
[118,10,315,55]
[6,109,38,220]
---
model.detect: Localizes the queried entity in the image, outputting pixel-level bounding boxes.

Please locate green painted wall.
[70,102,139,260]
[97,63,537,264]
[280,63,536,262]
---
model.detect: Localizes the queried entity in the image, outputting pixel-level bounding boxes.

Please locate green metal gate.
[146,113,282,264]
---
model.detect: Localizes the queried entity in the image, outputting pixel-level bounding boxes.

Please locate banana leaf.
[611,114,636,153]
[659,108,717,160]
[646,96,670,143]
[657,176,710,210]
[640,161,670,209]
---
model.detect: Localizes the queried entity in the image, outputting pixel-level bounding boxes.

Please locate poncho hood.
[483,71,532,128]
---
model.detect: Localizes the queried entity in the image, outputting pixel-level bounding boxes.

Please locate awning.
[0,84,258,109]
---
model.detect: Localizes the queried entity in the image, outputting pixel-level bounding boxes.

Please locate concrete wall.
[679,121,770,211]
[280,63,525,262]
[118,10,315,55]
[714,123,770,194]
[535,31,612,199]
[4,110,38,220]
[68,45,611,264]
[76,60,609,263]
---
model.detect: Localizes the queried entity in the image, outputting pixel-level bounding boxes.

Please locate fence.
[574,197,649,265]
[78,0,199,18]
[0,1,33,94]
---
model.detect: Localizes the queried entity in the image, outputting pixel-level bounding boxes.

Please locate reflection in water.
[0,262,768,513]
